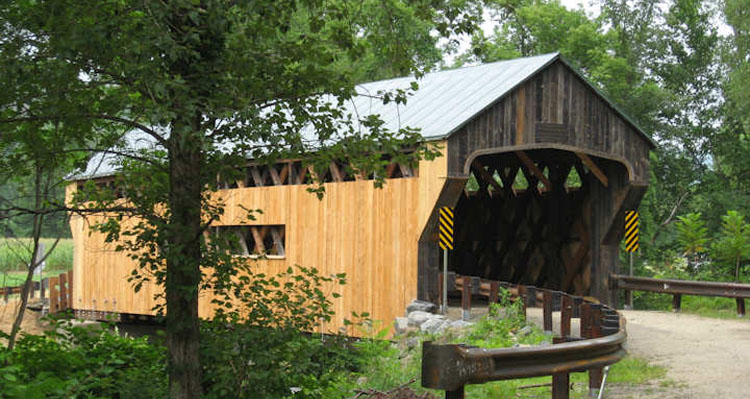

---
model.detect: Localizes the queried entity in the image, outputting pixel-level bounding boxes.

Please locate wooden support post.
[572,296,583,318]
[58,272,68,311]
[543,290,553,332]
[737,298,746,317]
[488,281,500,304]
[580,302,591,339]
[41,278,47,300]
[672,294,682,313]
[561,295,572,338]
[3,286,9,303]
[462,277,471,321]
[49,276,59,313]
[625,289,632,309]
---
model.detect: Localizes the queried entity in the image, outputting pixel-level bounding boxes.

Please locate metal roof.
[70,52,654,180]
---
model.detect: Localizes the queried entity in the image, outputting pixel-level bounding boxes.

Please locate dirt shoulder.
[621,310,750,399]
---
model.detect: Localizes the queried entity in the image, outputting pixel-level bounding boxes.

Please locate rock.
[407,311,443,327]
[420,318,447,334]
[405,337,420,349]
[394,317,409,334]
[518,325,533,336]
[406,300,438,314]
[448,320,474,329]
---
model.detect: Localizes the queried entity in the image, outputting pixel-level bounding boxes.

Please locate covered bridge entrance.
[418,56,654,307]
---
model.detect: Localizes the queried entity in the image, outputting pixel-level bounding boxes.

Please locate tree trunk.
[7,165,43,351]
[166,120,204,399]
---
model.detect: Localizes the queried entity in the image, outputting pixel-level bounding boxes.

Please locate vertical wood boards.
[69,143,448,335]
[446,60,651,184]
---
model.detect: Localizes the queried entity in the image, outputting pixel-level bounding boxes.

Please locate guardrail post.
[672,294,681,313]
[561,294,572,338]
[526,286,537,307]
[543,290,553,332]
[489,281,500,304]
[517,285,527,319]
[737,298,746,317]
[573,296,583,318]
[462,277,471,321]
[552,336,570,399]
[41,278,47,300]
[3,286,10,303]
[588,304,604,398]
[580,302,591,338]
[624,289,632,309]
[67,270,73,310]
[446,387,464,399]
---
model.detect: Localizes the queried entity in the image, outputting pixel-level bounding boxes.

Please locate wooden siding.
[447,60,651,183]
[70,143,448,334]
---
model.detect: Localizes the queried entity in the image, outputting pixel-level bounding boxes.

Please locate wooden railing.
[611,274,750,316]
[1,270,73,314]
[424,273,625,399]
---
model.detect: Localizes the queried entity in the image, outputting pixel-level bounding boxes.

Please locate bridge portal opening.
[448,149,627,295]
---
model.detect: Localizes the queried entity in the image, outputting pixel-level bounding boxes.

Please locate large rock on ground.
[406,300,438,314]
[407,311,444,327]
[420,318,447,334]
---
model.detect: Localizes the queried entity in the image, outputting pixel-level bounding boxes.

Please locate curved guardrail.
[422,273,626,399]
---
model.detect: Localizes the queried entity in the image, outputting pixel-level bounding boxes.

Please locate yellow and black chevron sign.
[438,206,454,250]
[624,210,639,252]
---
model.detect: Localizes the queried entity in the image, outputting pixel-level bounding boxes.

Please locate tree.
[0,1,485,398]
[712,210,750,281]
[674,212,709,271]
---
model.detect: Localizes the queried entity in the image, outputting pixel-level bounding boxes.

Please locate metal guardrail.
[611,274,749,316]
[423,273,626,399]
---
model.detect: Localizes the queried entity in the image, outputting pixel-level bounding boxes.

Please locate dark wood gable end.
[419,57,655,306]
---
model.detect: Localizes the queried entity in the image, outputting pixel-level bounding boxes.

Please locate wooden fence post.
[561,294,572,338]
[48,276,59,313]
[3,286,10,303]
[58,272,68,311]
[67,270,73,310]
[462,277,471,321]
[446,387,464,399]
[737,298,746,317]
[543,290,553,332]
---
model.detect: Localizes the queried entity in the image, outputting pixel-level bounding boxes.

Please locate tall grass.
[0,238,73,273]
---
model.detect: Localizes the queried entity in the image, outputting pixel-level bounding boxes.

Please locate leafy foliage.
[711,210,750,281]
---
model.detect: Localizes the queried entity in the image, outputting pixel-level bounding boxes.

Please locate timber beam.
[576,153,608,188]
[514,150,552,192]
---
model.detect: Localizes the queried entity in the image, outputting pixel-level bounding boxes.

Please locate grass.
[633,291,749,321]
[0,238,72,287]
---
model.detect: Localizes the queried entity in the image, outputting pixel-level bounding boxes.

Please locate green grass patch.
[633,291,749,320]
[0,238,72,273]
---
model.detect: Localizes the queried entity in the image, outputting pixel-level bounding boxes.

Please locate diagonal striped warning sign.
[438,206,454,250]
[624,210,639,252]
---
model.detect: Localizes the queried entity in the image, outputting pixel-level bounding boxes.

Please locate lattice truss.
[451,149,609,294]
[213,225,286,257]
[218,157,417,189]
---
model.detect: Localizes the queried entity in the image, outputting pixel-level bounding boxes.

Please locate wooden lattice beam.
[514,150,552,191]
[576,153,608,187]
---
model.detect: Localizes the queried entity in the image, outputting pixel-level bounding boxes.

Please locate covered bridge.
[68,53,654,331]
